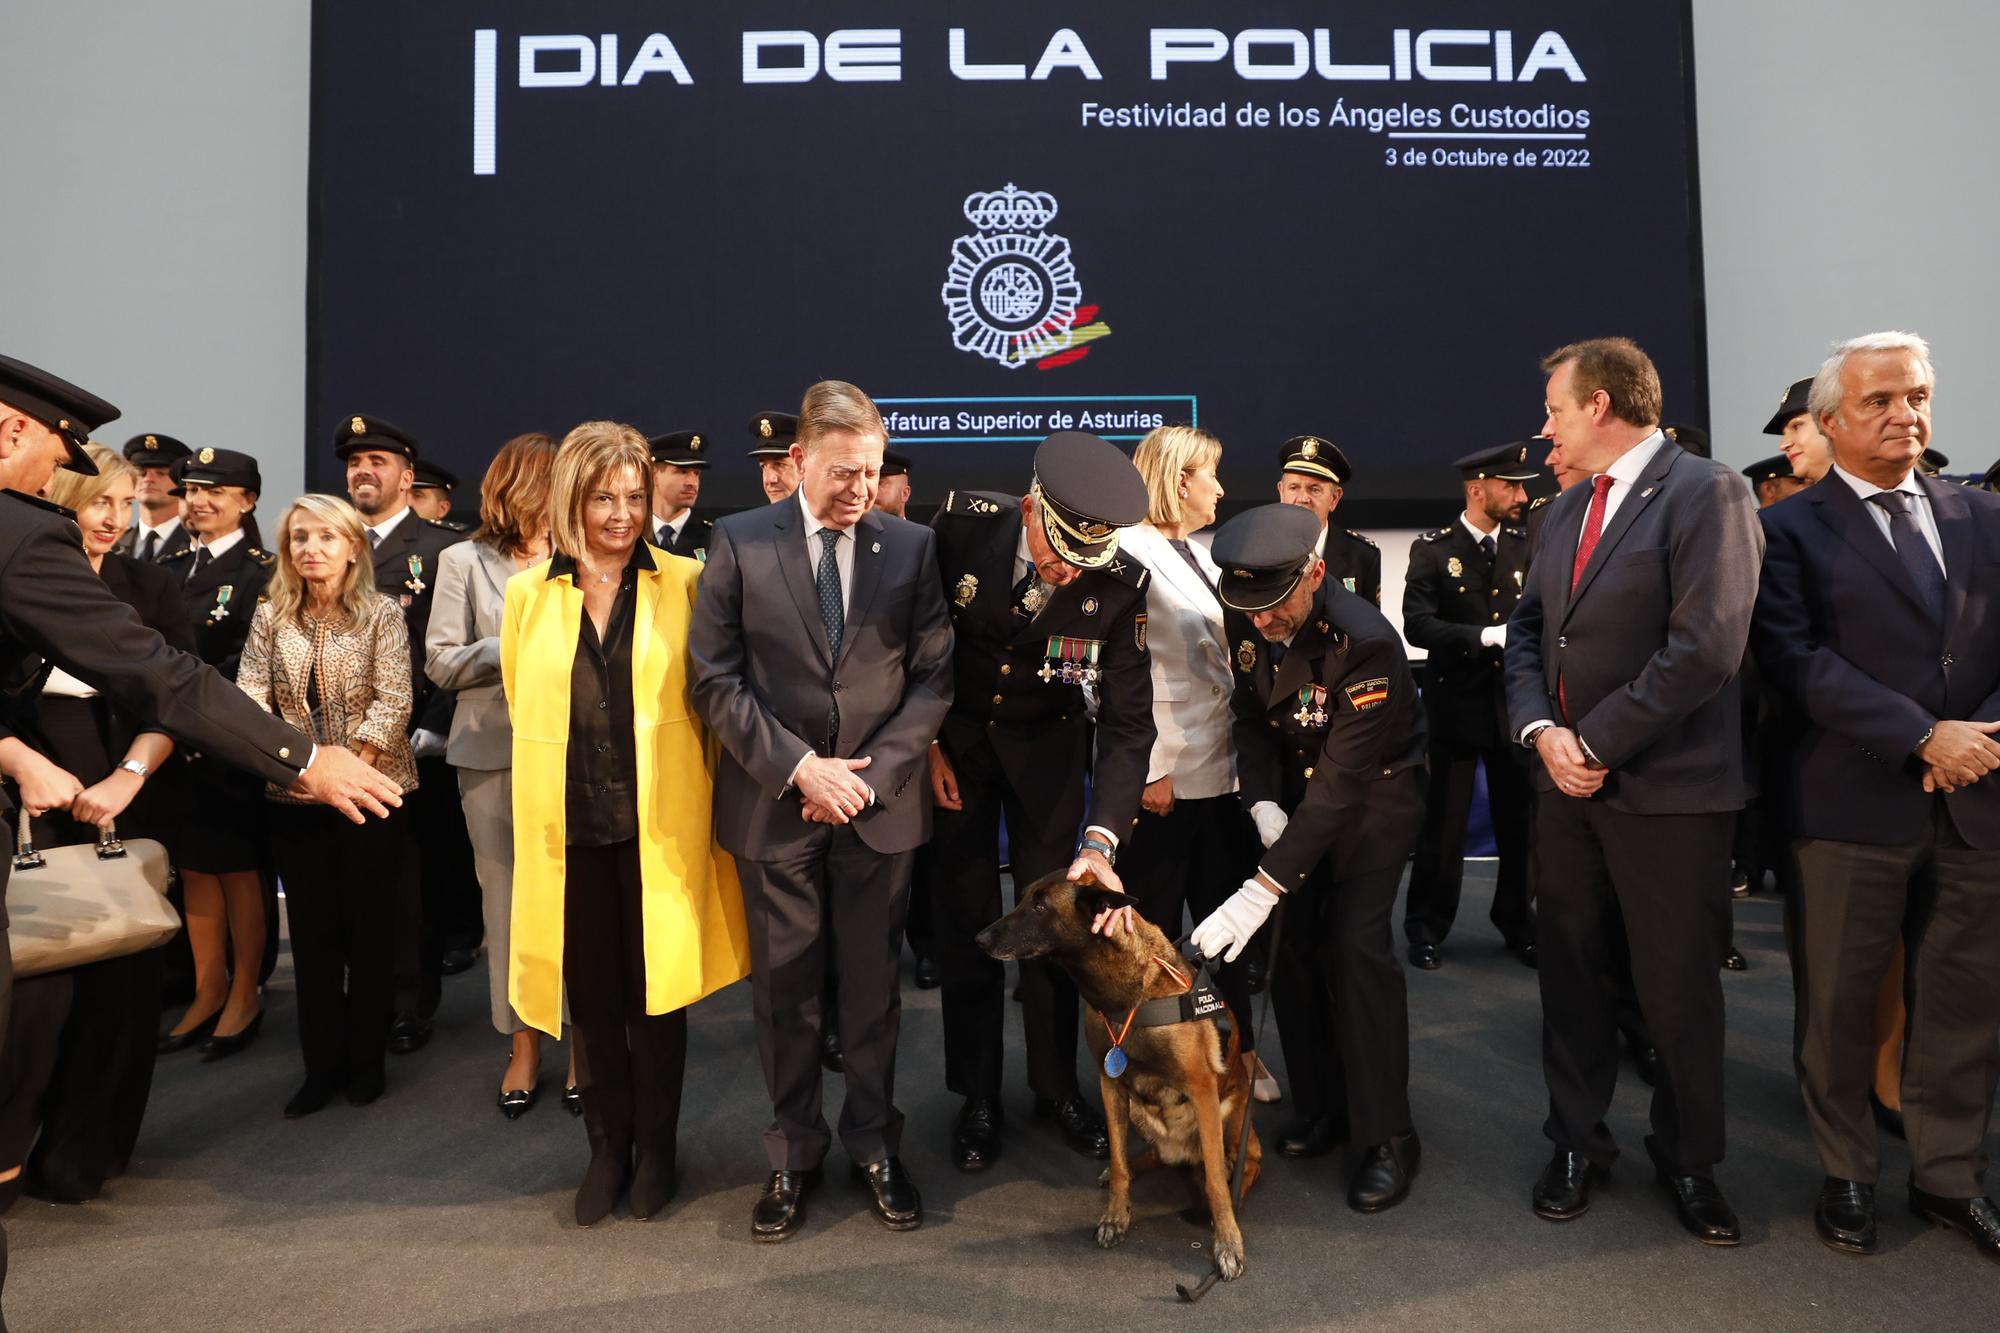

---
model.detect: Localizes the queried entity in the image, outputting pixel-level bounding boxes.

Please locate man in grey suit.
[1504,337,1763,1245]
[690,380,953,1242]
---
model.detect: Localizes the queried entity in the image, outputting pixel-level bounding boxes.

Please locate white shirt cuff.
[1083,825,1119,851]
[784,750,814,795]
[1518,720,1554,747]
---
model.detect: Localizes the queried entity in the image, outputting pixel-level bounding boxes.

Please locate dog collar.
[1100,955,1191,1079]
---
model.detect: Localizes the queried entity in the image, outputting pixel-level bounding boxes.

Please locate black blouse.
[552,545,652,847]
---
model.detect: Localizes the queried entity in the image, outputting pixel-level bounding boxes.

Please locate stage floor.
[11,868,1992,1330]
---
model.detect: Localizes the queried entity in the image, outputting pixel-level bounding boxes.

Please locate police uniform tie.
[1867,491,1946,621]
[368,528,382,550]
[817,528,844,751]
[139,530,158,562]
[1479,533,1496,561]
[186,546,211,583]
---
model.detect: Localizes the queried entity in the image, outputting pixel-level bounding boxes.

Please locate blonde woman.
[503,421,747,1226]
[238,495,419,1118]
[1117,426,1277,1103]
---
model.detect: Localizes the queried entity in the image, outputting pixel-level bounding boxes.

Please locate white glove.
[1191,877,1281,963]
[1480,624,1507,649]
[410,728,448,761]
[1249,800,1289,849]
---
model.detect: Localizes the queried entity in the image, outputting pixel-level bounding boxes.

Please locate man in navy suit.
[1752,331,2000,1262]
[689,381,954,1241]
[1504,338,1763,1245]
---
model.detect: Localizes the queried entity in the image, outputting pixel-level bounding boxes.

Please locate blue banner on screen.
[308,3,1705,521]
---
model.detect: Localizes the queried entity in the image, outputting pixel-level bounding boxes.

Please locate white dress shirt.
[1830,463,1946,572]
[364,505,413,548]
[192,526,248,562]
[134,512,182,550]
[654,511,688,549]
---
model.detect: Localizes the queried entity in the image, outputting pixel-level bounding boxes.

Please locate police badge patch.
[1447,557,1463,578]
[1133,613,1146,650]
[953,573,979,608]
[1237,640,1257,673]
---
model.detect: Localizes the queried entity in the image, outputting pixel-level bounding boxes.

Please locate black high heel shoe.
[199,1010,265,1061]
[158,1006,223,1055]
[563,1084,584,1117]
[499,1078,541,1120]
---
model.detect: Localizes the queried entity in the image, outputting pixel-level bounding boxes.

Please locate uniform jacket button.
[1304,766,1314,779]
[1000,664,1011,675]
[1557,636,1568,649]
[991,694,1003,705]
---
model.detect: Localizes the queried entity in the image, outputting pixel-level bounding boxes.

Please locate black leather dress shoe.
[751,1168,821,1243]
[346,1067,386,1107]
[953,1097,1003,1172]
[1815,1177,1877,1254]
[198,1010,264,1061]
[387,1015,432,1055]
[157,1007,222,1055]
[440,946,479,976]
[1034,1095,1110,1159]
[1348,1132,1420,1213]
[1532,1149,1606,1220]
[284,1073,345,1120]
[1631,1044,1661,1088]
[1409,942,1442,971]
[1244,951,1268,995]
[498,1082,539,1120]
[852,1156,923,1230]
[913,954,941,989]
[1870,1092,1906,1141]
[1276,1117,1344,1159]
[819,1028,844,1073]
[1656,1170,1741,1245]
[1509,939,1539,969]
[1730,865,1753,898]
[563,1084,584,1117]
[1909,1185,2000,1265]
[1722,945,1748,972]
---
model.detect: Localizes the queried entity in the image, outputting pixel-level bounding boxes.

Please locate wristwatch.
[1521,721,1554,750]
[1077,834,1117,866]
[117,759,151,779]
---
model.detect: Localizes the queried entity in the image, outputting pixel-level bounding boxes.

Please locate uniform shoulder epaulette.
[420,516,459,533]
[1420,526,1453,542]
[1501,523,1527,538]
[247,547,275,568]
[1528,494,1554,511]
[1098,553,1150,591]
[160,543,195,563]
[941,489,1014,518]
[1344,528,1378,548]
[0,490,75,519]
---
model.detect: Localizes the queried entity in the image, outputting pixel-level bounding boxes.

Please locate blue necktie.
[816,529,843,752]
[1867,492,1945,621]
[1479,534,1496,561]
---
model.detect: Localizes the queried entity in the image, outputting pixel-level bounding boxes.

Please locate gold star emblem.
[350,415,367,435]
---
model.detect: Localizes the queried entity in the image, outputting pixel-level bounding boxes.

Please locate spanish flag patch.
[1344,677,1391,711]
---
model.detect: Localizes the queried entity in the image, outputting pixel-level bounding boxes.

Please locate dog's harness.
[1099,950,1234,1080]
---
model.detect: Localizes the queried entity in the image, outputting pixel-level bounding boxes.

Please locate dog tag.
[1104,1046,1128,1079]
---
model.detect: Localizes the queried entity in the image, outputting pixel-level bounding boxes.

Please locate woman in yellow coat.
[501,421,749,1227]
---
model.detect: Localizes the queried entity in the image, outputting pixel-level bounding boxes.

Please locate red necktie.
[1558,475,1616,722]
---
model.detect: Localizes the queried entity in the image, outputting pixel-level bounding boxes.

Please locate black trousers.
[1404,741,1534,947]
[925,726,1088,1104]
[270,803,407,1084]
[25,948,162,1199]
[1120,794,1260,1053]
[1536,795,1733,1174]
[563,841,687,1162]
[738,824,911,1170]
[1269,767,1425,1147]
[1794,801,2000,1196]
[0,972,68,1192]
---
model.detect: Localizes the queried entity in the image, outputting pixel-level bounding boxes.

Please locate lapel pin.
[1640,487,1655,498]
[871,541,881,553]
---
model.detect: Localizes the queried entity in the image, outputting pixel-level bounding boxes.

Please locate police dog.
[976,870,1261,1280]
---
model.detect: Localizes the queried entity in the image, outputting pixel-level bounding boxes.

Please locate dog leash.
[1177,895,1285,1305]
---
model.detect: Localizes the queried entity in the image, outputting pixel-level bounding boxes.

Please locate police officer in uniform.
[874,450,915,519]
[335,414,469,1053]
[0,354,401,1318]
[924,432,1156,1170]
[409,459,471,533]
[749,409,801,505]
[1190,503,1427,1211]
[1275,434,1380,606]
[1401,442,1538,970]
[112,433,196,563]
[647,430,712,559]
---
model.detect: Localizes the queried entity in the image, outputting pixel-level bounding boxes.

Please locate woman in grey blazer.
[423,433,571,1118]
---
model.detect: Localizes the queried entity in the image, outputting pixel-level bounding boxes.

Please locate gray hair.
[1808,330,1935,427]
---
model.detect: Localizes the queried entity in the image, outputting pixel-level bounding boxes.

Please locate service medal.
[211,585,234,621]
[1021,579,1051,616]
[405,554,426,595]
[1104,1045,1128,1079]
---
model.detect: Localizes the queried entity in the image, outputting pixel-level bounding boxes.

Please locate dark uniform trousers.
[1793,800,2000,1196]
[926,720,1088,1104]
[1535,795,1733,1173]
[738,824,913,1171]
[1405,736,1533,948]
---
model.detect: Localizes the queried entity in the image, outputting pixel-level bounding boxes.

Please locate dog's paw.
[1095,1213,1130,1249]
[1214,1232,1246,1281]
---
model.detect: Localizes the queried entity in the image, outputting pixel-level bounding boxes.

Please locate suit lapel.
[836,511,887,671]
[476,543,513,608]
[770,498,832,669]
[1809,475,1932,617]
[1923,472,1973,634]
[1563,441,1675,622]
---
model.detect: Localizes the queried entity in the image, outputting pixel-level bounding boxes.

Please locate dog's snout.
[975,923,1014,961]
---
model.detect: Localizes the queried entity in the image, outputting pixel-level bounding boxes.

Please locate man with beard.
[336,414,469,1054]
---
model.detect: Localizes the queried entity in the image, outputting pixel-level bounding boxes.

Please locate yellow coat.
[499,547,750,1037]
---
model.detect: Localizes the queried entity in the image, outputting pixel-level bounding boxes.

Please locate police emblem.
[1447,557,1463,578]
[143,434,158,450]
[953,573,979,608]
[1302,438,1319,459]
[1134,613,1147,651]
[1081,596,1099,616]
[759,417,772,439]
[1237,640,1257,673]
[350,415,367,436]
[1345,677,1392,712]
[198,447,216,464]
[941,184,1083,369]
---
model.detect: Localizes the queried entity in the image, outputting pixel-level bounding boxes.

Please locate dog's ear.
[1074,884,1141,919]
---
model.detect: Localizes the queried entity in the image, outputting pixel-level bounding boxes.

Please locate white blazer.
[1120,523,1237,800]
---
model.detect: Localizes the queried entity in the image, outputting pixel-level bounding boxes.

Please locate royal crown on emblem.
[963,183,1059,232]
